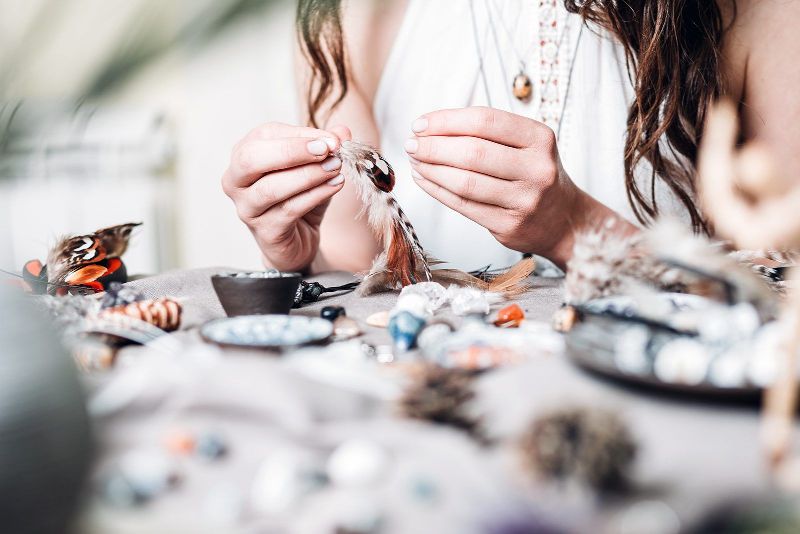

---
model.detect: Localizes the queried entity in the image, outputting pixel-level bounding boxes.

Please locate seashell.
[100,298,182,332]
[366,310,390,328]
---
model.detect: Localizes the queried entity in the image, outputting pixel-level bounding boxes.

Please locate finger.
[412,172,508,230]
[229,137,337,188]
[410,160,515,208]
[244,122,337,144]
[411,106,553,149]
[328,124,352,142]
[238,157,344,219]
[405,135,523,180]
[273,177,345,222]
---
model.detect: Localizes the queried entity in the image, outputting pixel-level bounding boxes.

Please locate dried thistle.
[398,364,486,443]
[519,407,637,491]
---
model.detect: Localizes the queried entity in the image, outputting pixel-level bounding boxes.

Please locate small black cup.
[211,272,301,316]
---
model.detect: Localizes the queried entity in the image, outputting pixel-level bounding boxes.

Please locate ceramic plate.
[200,314,333,349]
[566,293,765,401]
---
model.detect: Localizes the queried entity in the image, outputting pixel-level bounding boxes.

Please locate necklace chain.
[471,0,583,141]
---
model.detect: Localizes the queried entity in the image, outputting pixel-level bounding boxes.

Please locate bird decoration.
[21,223,141,296]
[336,141,533,296]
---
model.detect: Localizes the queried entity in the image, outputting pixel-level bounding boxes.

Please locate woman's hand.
[405,107,633,268]
[222,122,352,272]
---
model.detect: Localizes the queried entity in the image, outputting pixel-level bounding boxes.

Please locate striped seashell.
[100,298,182,332]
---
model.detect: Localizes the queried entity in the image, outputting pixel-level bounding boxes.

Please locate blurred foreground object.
[0,285,93,533]
[698,99,800,472]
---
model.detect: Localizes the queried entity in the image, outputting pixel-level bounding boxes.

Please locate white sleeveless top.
[373,0,683,270]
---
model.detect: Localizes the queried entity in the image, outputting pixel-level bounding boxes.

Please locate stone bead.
[494,303,525,328]
[320,305,346,322]
[552,305,579,333]
[332,316,361,341]
[196,433,228,461]
[449,287,491,316]
[388,311,426,351]
[165,430,195,455]
[512,72,533,102]
[326,439,389,488]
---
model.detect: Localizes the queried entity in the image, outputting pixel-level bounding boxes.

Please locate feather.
[46,222,141,294]
[338,140,531,297]
[564,218,778,309]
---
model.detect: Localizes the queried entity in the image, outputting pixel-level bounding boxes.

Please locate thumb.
[327,124,352,143]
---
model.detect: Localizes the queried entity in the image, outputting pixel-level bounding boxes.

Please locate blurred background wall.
[0,0,298,273]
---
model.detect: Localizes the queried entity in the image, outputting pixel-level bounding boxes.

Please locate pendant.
[512,71,533,102]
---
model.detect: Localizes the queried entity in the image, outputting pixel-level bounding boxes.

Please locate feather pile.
[519,406,637,491]
[564,218,781,308]
[336,141,533,296]
[398,363,486,444]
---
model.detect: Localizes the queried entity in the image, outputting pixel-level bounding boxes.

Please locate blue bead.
[320,305,346,321]
[196,433,228,460]
[388,311,426,351]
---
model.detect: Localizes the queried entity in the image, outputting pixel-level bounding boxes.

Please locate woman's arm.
[296,0,408,274]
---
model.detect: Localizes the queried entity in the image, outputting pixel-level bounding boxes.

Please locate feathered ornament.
[398,363,487,444]
[519,406,637,491]
[336,141,533,296]
[22,222,141,295]
[564,218,778,310]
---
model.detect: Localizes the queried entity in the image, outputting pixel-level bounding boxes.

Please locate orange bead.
[165,431,195,455]
[494,303,525,328]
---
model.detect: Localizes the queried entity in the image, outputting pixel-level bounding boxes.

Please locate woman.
[222,0,800,274]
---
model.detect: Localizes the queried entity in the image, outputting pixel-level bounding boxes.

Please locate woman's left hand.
[405,106,630,267]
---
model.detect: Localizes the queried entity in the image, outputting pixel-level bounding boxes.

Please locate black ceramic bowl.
[211,271,302,316]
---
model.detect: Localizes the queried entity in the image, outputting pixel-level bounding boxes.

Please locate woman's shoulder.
[341,0,409,102]
[720,0,800,99]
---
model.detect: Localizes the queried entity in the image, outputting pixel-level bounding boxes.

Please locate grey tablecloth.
[80,268,799,534]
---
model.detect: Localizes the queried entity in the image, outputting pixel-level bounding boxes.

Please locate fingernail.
[327,174,344,186]
[404,138,418,154]
[411,169,424,181]
[323,137,338,150]
[307,139,328,156]
[321,156,342,172]
[408,156,420,166]
[411,117,428,133]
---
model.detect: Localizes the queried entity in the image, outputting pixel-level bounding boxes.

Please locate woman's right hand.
[222,122,351,272]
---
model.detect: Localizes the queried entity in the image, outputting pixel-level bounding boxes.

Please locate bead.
[196,433,228,460]
[332,316,361,341]
[494,303,525,328]
[165,430,195,455]
[320,305,346,321]
[653,339,710,385]
[552,305,579,333]
[448,287,491,316]
[512,72,533,102]
[388,311,426,351]
[417,322,454,352]
[366,310,390,328]
[326,439,389,487]
[395,292,431,318]
[400,282,448,314]
[116,450,179,499]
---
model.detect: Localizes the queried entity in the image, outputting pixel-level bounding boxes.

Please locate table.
[80,268,799,533]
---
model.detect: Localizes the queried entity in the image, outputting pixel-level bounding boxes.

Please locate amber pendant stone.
[512,72,533,102]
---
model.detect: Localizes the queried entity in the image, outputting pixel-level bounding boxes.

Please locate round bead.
[196,433,228,460]
[320,305,346,322]
[512,72,533,102]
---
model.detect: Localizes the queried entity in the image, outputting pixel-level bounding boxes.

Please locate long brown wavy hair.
[297,0,731,232]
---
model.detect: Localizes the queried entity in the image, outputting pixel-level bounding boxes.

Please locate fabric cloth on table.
[81,268,798,534]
